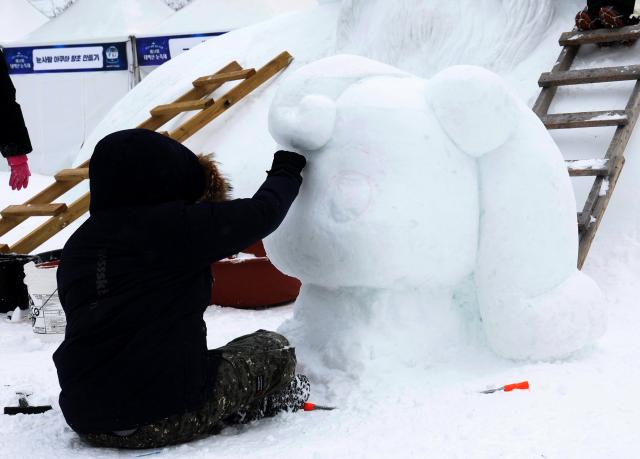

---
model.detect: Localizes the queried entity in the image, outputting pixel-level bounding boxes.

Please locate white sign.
[33,46,104,71]
[168,36,213,59]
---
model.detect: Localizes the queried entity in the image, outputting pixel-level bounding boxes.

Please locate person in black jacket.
[53,129,309,448]
[576,0,637,30]
[0,49,32,190]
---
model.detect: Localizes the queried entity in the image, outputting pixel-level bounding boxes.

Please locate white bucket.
[24,261,66,334]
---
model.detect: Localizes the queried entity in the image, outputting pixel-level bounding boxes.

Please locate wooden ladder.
[0,51,293,255]
[533,25,640,269]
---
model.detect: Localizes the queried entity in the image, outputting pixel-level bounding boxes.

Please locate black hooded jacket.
[0,49,32,157]
[53,129,305,434]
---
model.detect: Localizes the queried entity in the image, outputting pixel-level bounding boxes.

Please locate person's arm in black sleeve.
[1,49,32,190]
[0,49,32,158]
[184,150,306,263]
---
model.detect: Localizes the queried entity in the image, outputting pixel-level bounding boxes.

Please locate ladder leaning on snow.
[0,51,294,255]
[533,24,640,269]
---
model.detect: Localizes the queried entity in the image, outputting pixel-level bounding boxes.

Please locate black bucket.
[0,250,62,314]
[0,254,34,314]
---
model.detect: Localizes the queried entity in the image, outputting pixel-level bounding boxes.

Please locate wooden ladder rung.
[560,24,640,46]
[171,52,293,143]
[150,98,214,117]
[542,110,628,129]
[55,168,89,181]
[192,69,256,88]
[1,203,68,217]
[539,65,640,88]
[566,159,610,177]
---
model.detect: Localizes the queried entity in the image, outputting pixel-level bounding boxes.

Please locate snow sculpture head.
[266,55,605,364]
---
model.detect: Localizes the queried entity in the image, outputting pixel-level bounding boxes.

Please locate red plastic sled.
[211,241,301,309]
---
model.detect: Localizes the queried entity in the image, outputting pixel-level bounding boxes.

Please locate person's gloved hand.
[7,155,31,190]
[268,151,306,184]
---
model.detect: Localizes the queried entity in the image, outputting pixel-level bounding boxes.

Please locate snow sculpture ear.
[269,94,337,152]
[427,65,520,157]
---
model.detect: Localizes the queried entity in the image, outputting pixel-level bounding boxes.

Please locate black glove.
[267,151,306,184]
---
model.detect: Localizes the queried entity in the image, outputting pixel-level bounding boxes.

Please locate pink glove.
[7,155,31,190]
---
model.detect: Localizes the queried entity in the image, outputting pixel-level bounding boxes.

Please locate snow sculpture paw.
[480,271,606,361]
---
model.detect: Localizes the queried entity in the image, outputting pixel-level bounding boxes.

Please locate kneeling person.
[53,129,309,449]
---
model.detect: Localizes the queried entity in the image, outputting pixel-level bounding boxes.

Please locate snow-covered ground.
[3,1,640,458]
[2,257,639,458]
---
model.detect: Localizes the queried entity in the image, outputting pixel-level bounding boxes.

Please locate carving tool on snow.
[480,381,530,394]
[3,392,53,415]
[303,402,336,411]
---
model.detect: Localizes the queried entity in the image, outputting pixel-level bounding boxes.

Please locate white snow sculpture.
[266,55,606,367]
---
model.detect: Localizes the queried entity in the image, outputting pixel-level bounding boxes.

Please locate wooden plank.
[192,69,256,88]
[560,24,640,46]
[578,80,640,268]
[0,157,91,239]
[1,203,67,217]
[566,159,609,176]
[8,193,90,254]
[0,56,289,253]
[137,61,243,131]
[150,98,214,117]
[539,65,640,88]
[578,157,625,268]
[170,51,293,143]
[533,46,579,117]
[542,110,628,129]
[0,63,241,241]
[55,168,89,181]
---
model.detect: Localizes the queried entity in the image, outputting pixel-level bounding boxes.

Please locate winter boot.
[576,7,601,31]
[229,374,311,424]
[599,6,629,28]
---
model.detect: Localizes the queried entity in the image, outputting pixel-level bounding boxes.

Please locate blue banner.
[2,42,128,75]
[136,32,225,67]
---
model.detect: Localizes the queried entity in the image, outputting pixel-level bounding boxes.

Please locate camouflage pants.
[83,330,296,449]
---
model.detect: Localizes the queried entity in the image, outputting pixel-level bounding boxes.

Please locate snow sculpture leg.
[429,66,606,361]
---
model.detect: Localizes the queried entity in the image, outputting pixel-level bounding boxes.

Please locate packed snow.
[148,0,317,36]
[1,0,48,43]
[27,0,193,18]
[267,55,604,365]
[3,0,640,457]
[18,0,174,43]
[27,0,77,18]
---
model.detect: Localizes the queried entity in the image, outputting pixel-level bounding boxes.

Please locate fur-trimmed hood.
[197,154,232,203]
[89,129,231,213]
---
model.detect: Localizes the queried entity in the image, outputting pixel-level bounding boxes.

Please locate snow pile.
[335,0,583,77]
[266,55,605,369]
[150,0,317,35]
[164,0,193,10]
[27,0,76,18]
[27,0,191,17]
[19,0,173,43]
[0,0,48,43]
